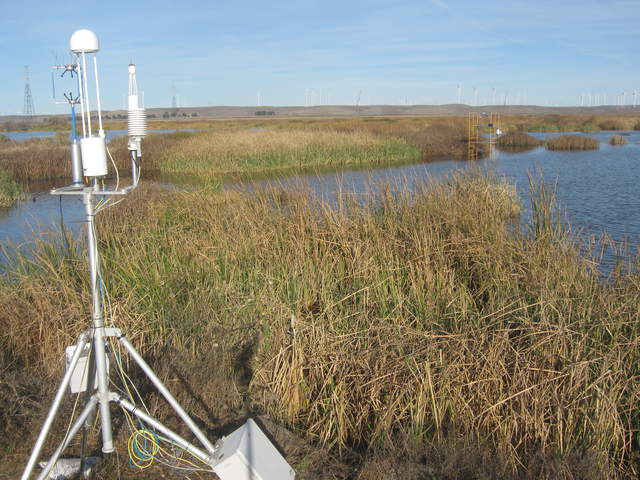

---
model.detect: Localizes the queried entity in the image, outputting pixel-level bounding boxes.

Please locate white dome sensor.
[70,29,99,53]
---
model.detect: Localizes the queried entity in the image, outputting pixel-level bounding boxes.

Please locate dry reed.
[598,119,627,131]
[0,168,24,207]
[609,134,628,146]
[496,131,542,148]
[546,135,599,151]
[1,172,638,478]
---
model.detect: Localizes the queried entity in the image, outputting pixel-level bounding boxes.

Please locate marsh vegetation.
[1,115,639,478]
[610,134,628,146]
[1,171,639,479]
[0,168,24,207]
[496,131,543,149]
[546,134,600,151]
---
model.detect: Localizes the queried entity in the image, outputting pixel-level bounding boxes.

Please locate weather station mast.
[22,29,294,480]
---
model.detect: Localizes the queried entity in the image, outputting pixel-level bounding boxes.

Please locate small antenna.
[52,57,82,184]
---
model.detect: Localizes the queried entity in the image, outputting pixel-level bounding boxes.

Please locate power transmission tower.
[171,83,177,109]
[23,65,35,117]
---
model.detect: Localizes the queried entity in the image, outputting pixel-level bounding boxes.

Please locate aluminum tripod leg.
[114,395,211,464]
[84,193,114,454]
[21,332,89,480]
[35,395,99,480]
[118,333,217,456]
[91,325,113,452]
[79,335,97,478]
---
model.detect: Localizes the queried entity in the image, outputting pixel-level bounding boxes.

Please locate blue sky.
[1,0,639,114]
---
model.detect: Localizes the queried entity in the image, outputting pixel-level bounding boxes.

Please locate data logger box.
[65,344,109,394]
[212,418,295,480]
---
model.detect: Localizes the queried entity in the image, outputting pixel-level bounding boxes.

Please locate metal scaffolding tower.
[468,112,480,161]
[468,112,501,161]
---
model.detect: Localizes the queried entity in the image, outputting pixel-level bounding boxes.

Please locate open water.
[2,131,639,273]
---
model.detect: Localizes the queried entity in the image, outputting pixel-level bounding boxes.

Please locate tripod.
[23,31,295,478]
[21,185,218,480]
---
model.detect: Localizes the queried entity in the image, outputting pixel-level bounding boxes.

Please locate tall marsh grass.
[0,168,24,207]
[522,115,639,133]
[0,138,71,182]
[0,117,481,185]
[156,129,421,176]
[496,131,542,148]
[610,134,628,146]
[546,134,600,151]
[4,114,637,185]
[1,172,639,478]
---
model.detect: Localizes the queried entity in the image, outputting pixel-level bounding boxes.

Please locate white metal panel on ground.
[212,418,295,480]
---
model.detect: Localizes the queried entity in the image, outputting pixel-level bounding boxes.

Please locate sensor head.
[70,29,99,53]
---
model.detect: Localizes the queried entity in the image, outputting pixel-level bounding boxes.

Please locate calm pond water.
[2,131,640,273]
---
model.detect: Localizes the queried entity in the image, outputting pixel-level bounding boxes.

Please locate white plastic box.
[80,135,108,177]
[212,418,295,480]
[65,344,108,394]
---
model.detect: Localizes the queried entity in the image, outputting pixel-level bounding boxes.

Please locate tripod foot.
[38,456,99,480]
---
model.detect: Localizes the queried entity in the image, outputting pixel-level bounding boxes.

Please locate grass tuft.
[609,134,628,146]
[497,131,542,148]
[0,169,24,207]
[546,134,599,151]
[598,119,626,131]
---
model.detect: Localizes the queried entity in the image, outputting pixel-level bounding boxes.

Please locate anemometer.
[22,29,294,480]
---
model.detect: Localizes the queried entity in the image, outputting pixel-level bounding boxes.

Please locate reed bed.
[496,131,542,148]
[0,117,477,186]
[1,172,639,478]
[0,137,72,182]
[263,116,473,160]
[521,115,640,133]
[599,119,627,131]
[156,129,421,177]
[5,114,637,185]
[610,134,628,146]
[546,134,600,151]
[0,168,24,207]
